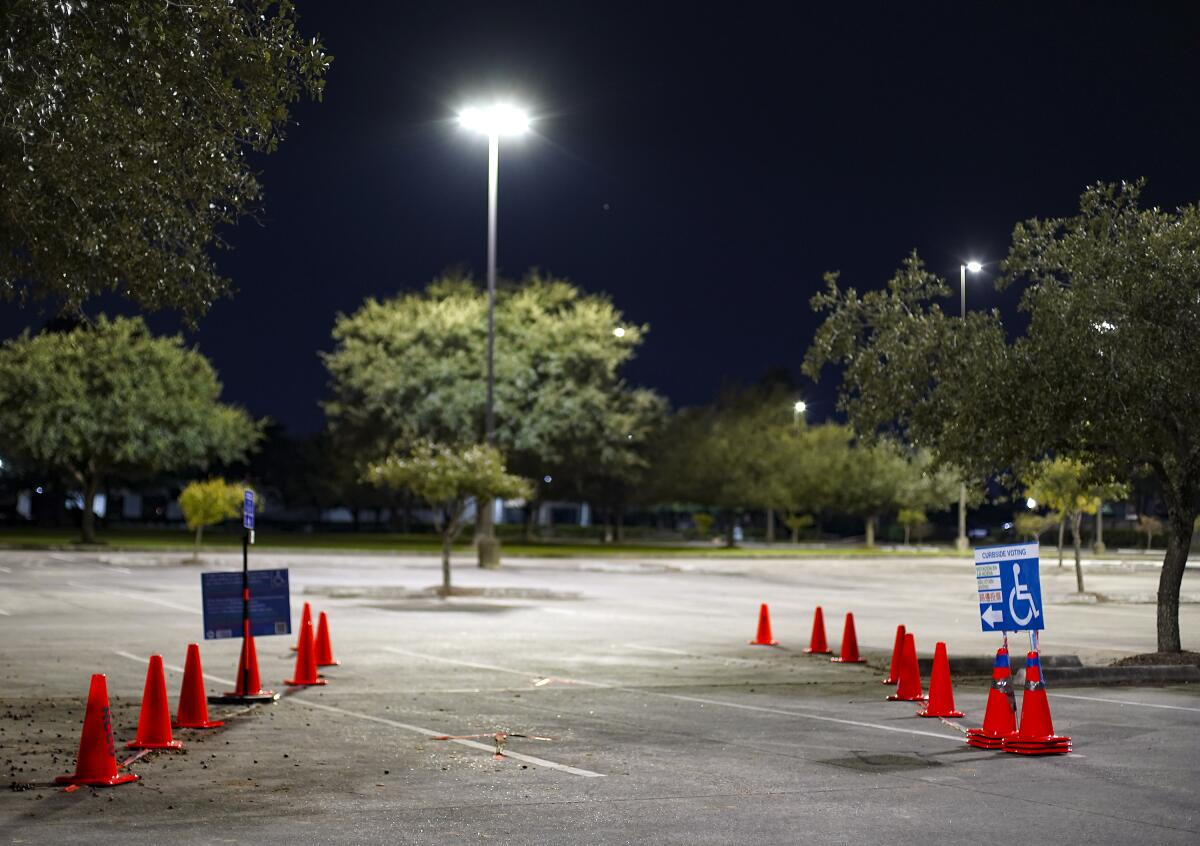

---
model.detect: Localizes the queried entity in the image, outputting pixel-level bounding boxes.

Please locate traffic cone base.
[285,615,326,685]
[126,655,184,751]
[881,625,906,684]
[886,633,925,701]
[749,603,778,646]
[174,643,224,729]
[314,611,340,666]
[918,641,964,718]
[831,612,867,663]
[56,674,140,788]
[803,606,832,654]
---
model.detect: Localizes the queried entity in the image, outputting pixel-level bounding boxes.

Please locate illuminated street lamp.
[458,101,530,566]
[956,260,984,549]
[793,400,806,428]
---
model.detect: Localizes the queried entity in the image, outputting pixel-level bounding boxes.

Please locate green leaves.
[365,441,531,510]
[0,316,262,480]
[178,478,246,532]
[0,0,330,317]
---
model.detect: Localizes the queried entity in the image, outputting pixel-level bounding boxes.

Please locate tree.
[178,478,245,561]
[324,273,663,560]
[896,508,927,546]
[1,0,330,318]
[834,439,913,548]
[365,442,531,595]
[1023,458,1127,592]
[805,181,1200,651]
[1014,511,1061,544]
[0,316,261,542]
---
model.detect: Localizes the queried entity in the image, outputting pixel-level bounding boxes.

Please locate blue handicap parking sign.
[200,568,291,640]
[974,543,1044,632]
[243,489,255,530]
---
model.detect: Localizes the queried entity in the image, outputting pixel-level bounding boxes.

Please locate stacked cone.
[314,611,340,666]
[1002,652,1071,755]
[881,625,906,684]
[830,612,867,663]
[174,644,223,729]
[886,633,925,701]
[210,623,278,703]
[126,655,183,750]
[56,674,140,787]
[917,642,963,718]
[802,606,832,655]
[966,647,1017,749]
[285,615,326,686]
[749,603,778,646]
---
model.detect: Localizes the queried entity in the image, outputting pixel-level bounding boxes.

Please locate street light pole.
[956,261,982,551]
[459,103,530,568]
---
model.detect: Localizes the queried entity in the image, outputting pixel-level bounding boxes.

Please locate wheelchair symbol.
[1008,563,1041,626]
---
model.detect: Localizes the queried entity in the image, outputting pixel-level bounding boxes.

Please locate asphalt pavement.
[1,549,1197,844]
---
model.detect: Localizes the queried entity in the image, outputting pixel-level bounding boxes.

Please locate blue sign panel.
[243,490,255,530]
[201,569,291,640]
[974,543,1044,632]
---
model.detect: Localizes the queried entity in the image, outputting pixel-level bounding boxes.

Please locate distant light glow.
[458,103,530,136]
[543,475,552,484]
[966,261,983,273]
[1094,320,1116,333]
[793,400,807,414]
[612,326,626,338]
[36,486,44,494]
[1026,497,1037,509]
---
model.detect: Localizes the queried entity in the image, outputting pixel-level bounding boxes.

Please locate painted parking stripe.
[0,609,9,616]
[381,647,963,743]
[69,581,200,614]
[1050,692,1200,714]
[624,643,762,665]
[111,650,603,778]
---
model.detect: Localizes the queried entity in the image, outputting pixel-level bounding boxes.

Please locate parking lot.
[2,549,1198,844]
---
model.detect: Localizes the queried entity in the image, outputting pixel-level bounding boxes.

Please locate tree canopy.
[0,0,329,317]
[805,181,1200,651]
[0,316,261,541]
[178,477,246,561]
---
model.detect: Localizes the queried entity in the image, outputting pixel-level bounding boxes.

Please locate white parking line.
[0,609,10,616]
[381,646,963,743]
[1051,692,1200,714]
[624,643,762,665]
[111,650,603,778]
[0,566,12,573]
[68,581,200,614]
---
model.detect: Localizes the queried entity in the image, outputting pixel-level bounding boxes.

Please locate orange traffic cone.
[174,643,223,729]
[285,615,326,686]
[1002,652,1071,755]
[314,611,340,666]
[803,606,832,655]
[126,655,183,750]
[881,624,906,684]
[918,641,964,717]
[748,603,778,646]
[56,674,140,787]
[966,647,1017,749]
[887,633,925,701]
[209,624,279,704]
[291,601,312,652]
[831,612,867,664]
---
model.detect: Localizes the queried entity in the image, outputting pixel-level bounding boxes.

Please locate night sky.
[5,1,1200,434]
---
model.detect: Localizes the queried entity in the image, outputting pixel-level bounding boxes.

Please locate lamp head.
[965,260,983,273]
[458,103,530,137]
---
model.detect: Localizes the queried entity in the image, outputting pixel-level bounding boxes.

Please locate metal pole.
[241,528,249,696]
[486,131,498,447]
[956,264,968,551]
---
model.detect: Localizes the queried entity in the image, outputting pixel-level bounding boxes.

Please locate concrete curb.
[916,654,1082,676]
[1017,664,1200,687]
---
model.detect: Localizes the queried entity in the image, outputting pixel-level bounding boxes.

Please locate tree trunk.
[765,508,775,544]
[865,515,876,548]
[725,514,736,548]
[1057,519,1065,567]
[791,526,799,543]
[523,500,538,543]
[1071,511,1085,593]
[615,506,625,543]
[904,525,911,546]
[193,525,203,563]
[441,529,453,597]
[80,473,100,544]
[1093,504,1105,553]
[1157,504,1197,653]
[476,497,500,568]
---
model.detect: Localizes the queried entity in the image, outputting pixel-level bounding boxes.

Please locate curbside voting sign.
[974,542,1044,632]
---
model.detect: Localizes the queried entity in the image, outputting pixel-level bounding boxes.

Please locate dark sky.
[6,1,1200,434]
